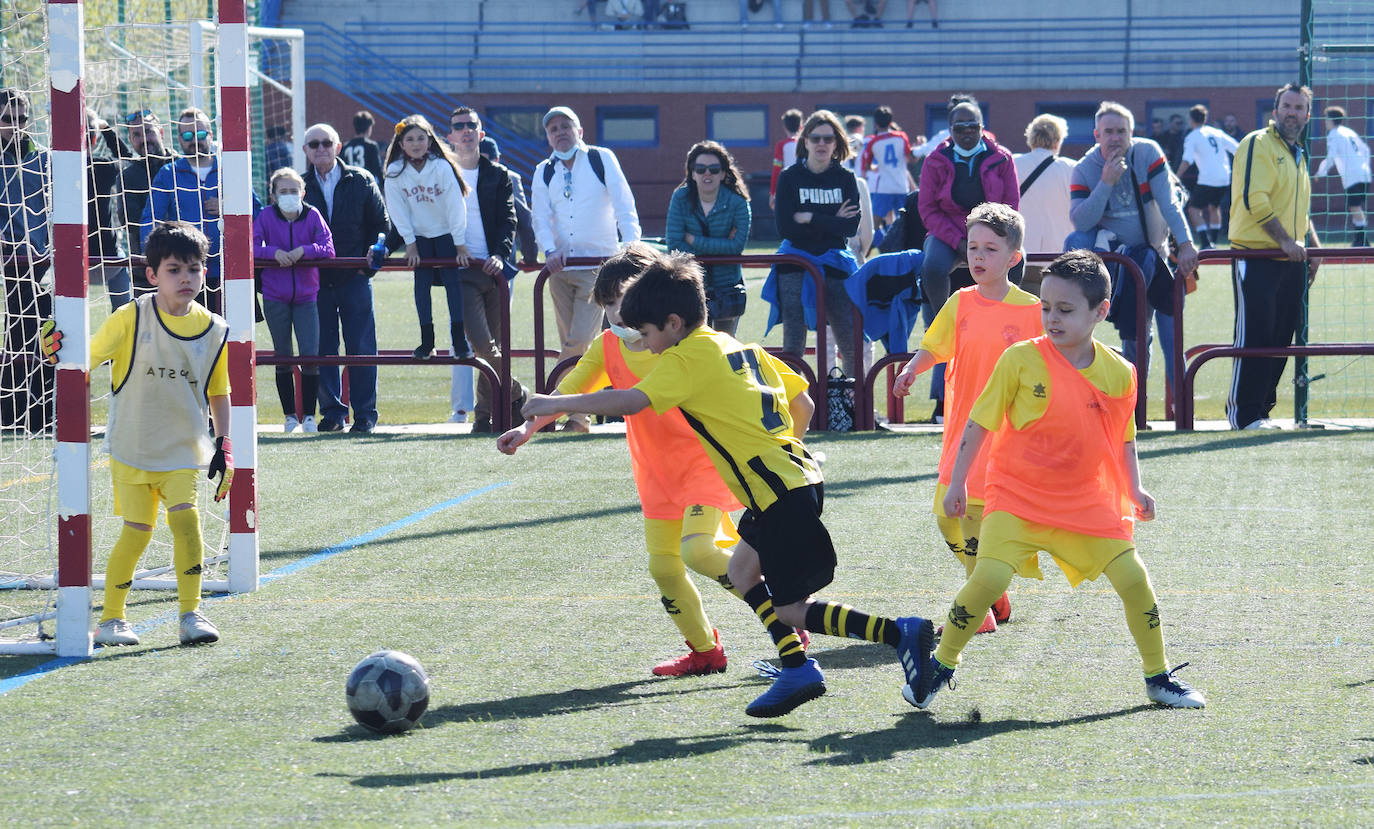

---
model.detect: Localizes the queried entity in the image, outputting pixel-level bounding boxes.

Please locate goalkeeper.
[41,221,232,647]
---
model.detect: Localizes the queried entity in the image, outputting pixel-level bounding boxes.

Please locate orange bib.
[984,336,1137,540]
[938,287,1043,496]
[601,331,742,519]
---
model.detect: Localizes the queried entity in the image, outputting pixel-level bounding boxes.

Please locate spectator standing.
[116,110,174,270]
[1067,101,1198,390]
[531,105,641,433]
[765,110,864,380]
[769,108,803,211]
[384,114,474,367]
[861,105,917,226]
[1160,114,1186,170]
[341,110,385,183]
[906,0,936,27]
[448,107,528,433]
[263,126,292,176]
[1315,105,1372,246]
[741,0,784,27]
[1222,113,1244,142]
[1176,104,1239,249]
[143,107,262,314]
[1226,83,1322,430]
[841,115,866,176]
[802,0,832,26]
[86,111,133,310]
[1014,113,1077,289]
[0,87,52,432]
[254,167,334,433]
[665,140,752,336]
[302,123,388,434]
[846,0,886,27]
[480,137,538,265]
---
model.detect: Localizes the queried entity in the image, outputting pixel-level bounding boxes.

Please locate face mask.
[552,143,582,162]
[276,194,302,214]
[608,321,641,344]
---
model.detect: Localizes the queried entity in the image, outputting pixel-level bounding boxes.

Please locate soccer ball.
[345,649,431,733]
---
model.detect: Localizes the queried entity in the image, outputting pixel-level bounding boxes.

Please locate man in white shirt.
[531,105,641,432]
[1315,105,1373,246]
[1176,104,1239,249]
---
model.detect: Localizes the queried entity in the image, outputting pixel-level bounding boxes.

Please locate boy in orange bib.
[908,250,1206,711]
[893,203,1041,633]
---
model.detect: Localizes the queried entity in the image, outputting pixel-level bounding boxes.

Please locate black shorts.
[1346,182,1368,210]
[737,484,836,606]
[1190,183,1228,209]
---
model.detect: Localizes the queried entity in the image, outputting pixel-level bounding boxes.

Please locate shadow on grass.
[323,726,803,786]
[1345,678,1374,688]
[1135,429,1343,459]
[804,703,1156,765]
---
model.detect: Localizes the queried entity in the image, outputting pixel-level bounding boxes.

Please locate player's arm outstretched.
[522,388,651,420]
[496,393,566,455]
[891,349,939,398]
[941,419,992,518]
[1121,439,1155,522]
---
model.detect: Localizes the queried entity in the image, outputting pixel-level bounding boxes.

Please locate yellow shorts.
[932,482,984,519]
[111,459,199,526]
[979,510,1134,588]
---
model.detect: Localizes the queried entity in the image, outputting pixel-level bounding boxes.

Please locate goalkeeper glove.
[39,319,62,365]
[208,436,234,502]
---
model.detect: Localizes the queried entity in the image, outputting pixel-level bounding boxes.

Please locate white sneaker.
[300,415,317,433]
[449,410,469,424]
[1145,663,1206,708]
[179,610,220,645]
[284,416,300,433]
[1242,418,1280,430]
[94,618,140,646]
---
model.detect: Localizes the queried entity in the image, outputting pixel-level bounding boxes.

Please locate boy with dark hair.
[769,108,805,209]
[893,203,1042,632]
[522,252,937,717]
[1316,104,1372,247]
[910,249,1205,711]
[41,221,233,647]
[341,109,384,182]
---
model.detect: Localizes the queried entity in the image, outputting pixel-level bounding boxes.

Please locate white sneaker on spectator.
[284,416,300,433]
[1242,418,1280,430]
[449,410,469,424]
[301,416,317,433]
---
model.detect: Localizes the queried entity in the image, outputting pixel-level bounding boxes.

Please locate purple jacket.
[917,132,1020,250]
[253,204,335,304]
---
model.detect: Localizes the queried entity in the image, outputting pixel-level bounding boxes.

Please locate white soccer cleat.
[94,618,140,646]
[179,610,220,645]
[1145,663,1206,708]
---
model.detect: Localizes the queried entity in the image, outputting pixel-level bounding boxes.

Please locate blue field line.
[0,481,511,696]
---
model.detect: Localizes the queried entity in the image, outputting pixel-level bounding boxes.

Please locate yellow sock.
[1104,550,1168,676]
[680,531,740,599]
[100,525,153,623]
[166,507,204,615]
[937,503,983,577]
[645,518,715,652]
[934,558,1013,667]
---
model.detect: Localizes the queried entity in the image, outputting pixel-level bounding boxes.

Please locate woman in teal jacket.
[665,140,752,335]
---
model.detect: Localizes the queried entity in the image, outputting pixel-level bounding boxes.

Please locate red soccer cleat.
[991,591,1011,624]
[937,610,997,637]
[652,628,727,677]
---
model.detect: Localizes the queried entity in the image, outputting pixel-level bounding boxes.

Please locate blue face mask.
[952,138,986,159]
[553,143,582,162]
[608,321,641,344]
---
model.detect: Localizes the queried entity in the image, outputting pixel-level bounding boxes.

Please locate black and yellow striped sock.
[742,584,807,668]
[804,601,901,647]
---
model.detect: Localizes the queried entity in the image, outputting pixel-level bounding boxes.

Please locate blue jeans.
[919,235,960,312]
[316,268,378,426]
[412,234,464,332]
[740,0,783,20]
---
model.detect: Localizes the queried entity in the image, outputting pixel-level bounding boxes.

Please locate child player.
[498,243,747,677]
[521,252,937,717]
[892,203,1042,634]
[40,221,233,647]
[908,250,1205,710]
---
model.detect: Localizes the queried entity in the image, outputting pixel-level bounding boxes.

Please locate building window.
[1036,102,1099,147]
[597,106,658,147]
[707,106,768,146]
[484,107,547,143]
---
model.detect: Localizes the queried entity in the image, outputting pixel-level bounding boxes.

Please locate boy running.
[41,221,232,646]
[522,252,936,717]
[892,203,1042,633]
[909,250,1205,710]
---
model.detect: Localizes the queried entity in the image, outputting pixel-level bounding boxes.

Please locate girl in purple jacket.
[254,168,336,432]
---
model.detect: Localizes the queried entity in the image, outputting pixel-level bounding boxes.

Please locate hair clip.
[395,120,408,136]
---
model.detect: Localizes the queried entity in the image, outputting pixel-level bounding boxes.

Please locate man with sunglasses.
[141,107,261,314]
[531,105,641,433]
[116,109,174,269]
[302,122,389,434]
[0,87,53,431]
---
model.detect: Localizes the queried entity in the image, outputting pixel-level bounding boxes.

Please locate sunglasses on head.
[180,129,210,142]
[125,109,154,124]
[305,139,333,149]
[0,112,30,126]
[951,120,982,131]
[692,164,722,175]
[807,133,837,144]
[449,122,480,132]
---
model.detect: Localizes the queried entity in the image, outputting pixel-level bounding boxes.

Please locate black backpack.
[542,147,607,188]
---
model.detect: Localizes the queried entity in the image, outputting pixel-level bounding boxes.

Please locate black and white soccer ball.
[345,649,431,733]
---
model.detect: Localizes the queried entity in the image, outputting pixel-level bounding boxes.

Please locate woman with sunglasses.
[765,110,863,382]
[665,141,752,336]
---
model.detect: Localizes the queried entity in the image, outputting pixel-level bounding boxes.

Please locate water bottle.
[367,233,388,271]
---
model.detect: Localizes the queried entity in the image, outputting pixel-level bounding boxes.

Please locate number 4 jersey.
[634,326,822,513]
[861,129,914,195]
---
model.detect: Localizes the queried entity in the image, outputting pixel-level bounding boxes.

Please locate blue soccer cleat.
[903,656,955,709]
[745,658,826,718]
[895,615,935,702]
